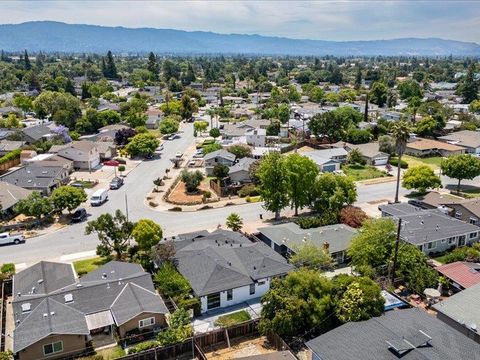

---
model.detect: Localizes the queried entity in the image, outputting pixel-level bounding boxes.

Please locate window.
[427,241,436,250]
[139,317,155,328]
[257,281,266,286]
[226,289,233,301]
[455,212,462,219]
[448,237,456,245]
[249,284,255,295]
[470,217,478,225]
[459,235,466,246]
[441,239,446,243]
[207,293,221,310]
[43,341,63,355]
[470,232,478,239]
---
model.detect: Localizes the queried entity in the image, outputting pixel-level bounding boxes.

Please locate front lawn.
[460,187,480,198]
[95,345,125,359]
[342,164,388,181]
[214,310,251,328]
[73,257,108,276]
[403,155,443,170]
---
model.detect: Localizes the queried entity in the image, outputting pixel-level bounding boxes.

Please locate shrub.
[295,213,338,229]
[238,184,259,198]
[0,149,21,165]
[389,157,408,169]
[0,263,15,276]
[340,206,368,228]
[129,340,159,354]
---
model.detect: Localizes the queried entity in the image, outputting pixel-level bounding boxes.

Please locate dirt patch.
[167,179,218,205]
[203,335,277,359]
[367,199,389,205]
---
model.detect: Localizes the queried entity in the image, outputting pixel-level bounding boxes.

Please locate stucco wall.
[17,334,87,360]
[118,312,167,338]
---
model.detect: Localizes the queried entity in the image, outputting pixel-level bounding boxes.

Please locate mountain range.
[0,21,479,56]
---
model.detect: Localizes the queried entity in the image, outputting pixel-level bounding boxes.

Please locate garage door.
[91,157,101,169]
[373,157,388,166]
[322,164,337,172]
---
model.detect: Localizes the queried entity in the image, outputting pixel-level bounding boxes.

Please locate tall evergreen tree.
[103,51,118,79]
[147,52,158,79]
[35,51,44,69]
[23,49,31,70]
[457,64,479,104]
[355,66,362,89]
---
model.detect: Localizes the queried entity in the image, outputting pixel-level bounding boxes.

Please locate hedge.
[389,157,408,169]
[0,149,21,165]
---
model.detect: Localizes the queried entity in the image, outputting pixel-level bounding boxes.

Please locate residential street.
[1,123,477,266]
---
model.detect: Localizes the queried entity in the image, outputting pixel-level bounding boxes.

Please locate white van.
[90,188,108,206]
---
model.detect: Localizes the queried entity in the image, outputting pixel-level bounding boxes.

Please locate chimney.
[323,241,330,254]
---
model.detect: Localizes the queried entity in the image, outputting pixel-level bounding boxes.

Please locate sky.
[1,0,479,43]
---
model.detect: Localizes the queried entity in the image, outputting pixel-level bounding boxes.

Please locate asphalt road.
[2,124,475,265]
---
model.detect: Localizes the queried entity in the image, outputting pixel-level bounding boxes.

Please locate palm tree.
[391,121,412,203]
[226,213,243,232]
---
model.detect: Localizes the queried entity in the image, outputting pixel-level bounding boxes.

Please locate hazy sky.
[1,1,479,42]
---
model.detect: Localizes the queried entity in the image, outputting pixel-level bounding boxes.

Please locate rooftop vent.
[50,311,55,316]
[43,313,48,317]
[21,303,31,313]
[102,273,107,279]
[64,294,73,303]
[37,279,44,284]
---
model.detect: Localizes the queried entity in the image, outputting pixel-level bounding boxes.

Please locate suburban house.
[0,140,23,156]
[145,108,162,129]
[92,141,116,160]
[245,128,266,147]
[435,262,480,291]
[167,229,293,313]
[0,181,32,218]
[405,138,466,157]
[379,203,480,255]
[434,282,480,344]
[306,308,480,360]
[228,157,256,183]
[439,130,480,155]
[333,142,389,166]
[379,111,402,122]
[204,149,236,176]
[24,154,74,173]
[11,261,168,360]
[303,148,348,172]
[51,141,101,170]
[0,166,70,195]
[257,222,357,264]
[21,124,54,144]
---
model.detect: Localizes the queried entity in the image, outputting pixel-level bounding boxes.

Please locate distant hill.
[0,21,479,56]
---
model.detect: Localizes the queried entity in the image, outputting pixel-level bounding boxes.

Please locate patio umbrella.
[103,160,120,166]
[423,288,441,298]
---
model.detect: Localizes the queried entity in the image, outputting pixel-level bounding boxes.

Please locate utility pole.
[391,218,402,285]
[124,192,129,222]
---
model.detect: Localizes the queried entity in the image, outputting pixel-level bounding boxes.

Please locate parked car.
[188,160,197,167]
[0,232,25,245]
[175,152,183,159]
[110,177,124,190]
[71,208,87,223]
[90,188,109,206]
[70,182,84,189]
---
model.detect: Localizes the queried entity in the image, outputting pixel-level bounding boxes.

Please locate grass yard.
[460,188,480,198]
[432,253,449,264]
[403,155,443,170]
[73,257,108,276]
[95,345,125,359]
[342,164,388,181]
[214,310,251,328]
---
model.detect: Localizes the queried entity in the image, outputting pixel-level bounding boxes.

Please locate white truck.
[90,188,109,206]
[0,232,25,245]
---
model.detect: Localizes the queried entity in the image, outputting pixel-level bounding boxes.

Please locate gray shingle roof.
[258,222,357,254]
[439,130,480,149]
[433,282,480,333]
[0,181,32,210]
[229,157,256,174]
[173,229,294,296]
[111,283,168,325]
[204,149,236,162]
[306,308,480,360]
[13,298,89,353]
[0,166,67,190]
[22,124,52,142]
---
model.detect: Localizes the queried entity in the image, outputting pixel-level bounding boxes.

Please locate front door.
[207,292,221,310]
[459,235,466,246]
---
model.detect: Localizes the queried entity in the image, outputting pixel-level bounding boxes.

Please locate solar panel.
[386,339,415,355]
[405,330,432,348]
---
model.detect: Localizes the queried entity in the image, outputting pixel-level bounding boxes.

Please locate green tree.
[180,94,198,120]
[132,219,163,251]
[147,52,158,79]
[284,153,319,215]
[308,86,325,103]
[378,135,395,155]
[180,170,204,192]
[457,64,479,103]
[50,186,87,214]
[193,120,208,135]
[33,91,81,126]
[213,163,229,179]
[226,213,243,231]
[469,99,480,113]
[256,152,289,220]
[415,116,437,136]
[228,144,252,159]
[159,116,180,135]
[154,262,192,298]
[441,154,480,193]
[407,96,422,122]
[335,277,384,322]
[12,94,33,112]
[209,128,221,138]
[391,120,412,202]
[85,209,134,260]
[125,133,160,158]
[277,103,291,124]
[347,148,366,165]
[202,143,223,154]
[290,241,333,270]
[402,165,441,193]
[23,50,31,70]
[369,81,388,107]
[157,308,192,346]
[14,192,52,220]
[259,269,333,338]
[398,79,423,100]
[311,173,357,215]
[103,50,118,79]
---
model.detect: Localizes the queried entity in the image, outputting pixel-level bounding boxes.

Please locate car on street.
[188,160,197,167]
[71,208,87,223]
[90,188,109,206]
[109,177,124,190]
[0,232,25,245]
[175,152,183,159]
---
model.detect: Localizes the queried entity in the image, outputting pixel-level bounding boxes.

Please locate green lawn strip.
[73,257,108,276]
[214,310,251,328]
[403,155,443,170]
[95,345,125,359]
[342,164,387,181]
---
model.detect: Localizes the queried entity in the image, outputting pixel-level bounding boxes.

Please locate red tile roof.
[436,261,480,289]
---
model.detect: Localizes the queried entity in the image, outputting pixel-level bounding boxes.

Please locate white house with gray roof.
[257,222,357,264]
[167,229,293,313]
[439,130,480,155]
